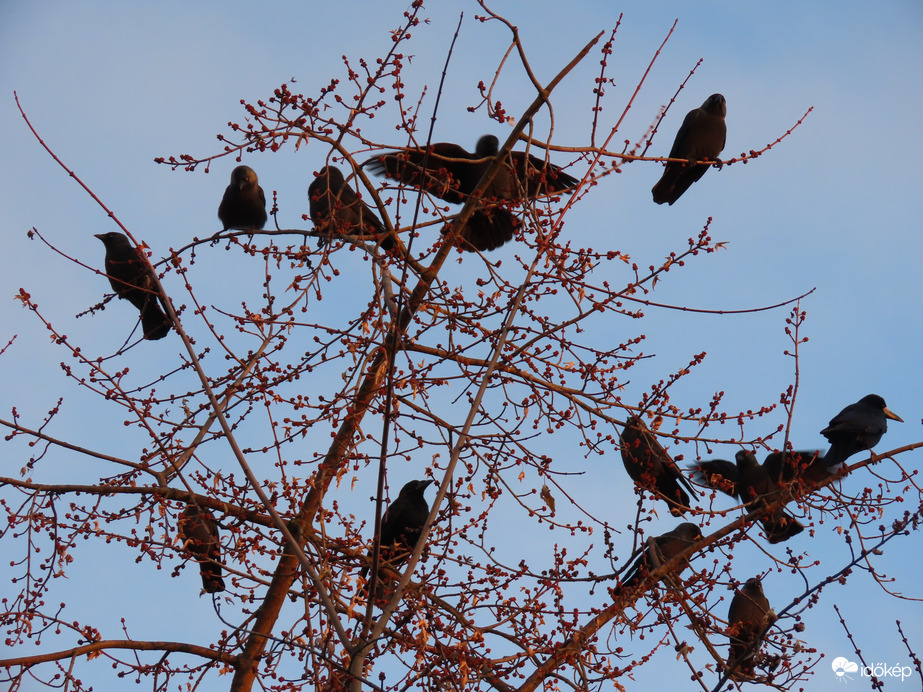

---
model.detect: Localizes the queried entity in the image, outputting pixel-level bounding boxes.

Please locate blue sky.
[1,2,922,690]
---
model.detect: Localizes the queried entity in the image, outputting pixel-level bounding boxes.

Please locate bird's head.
[232,165,258,189]
[702,93,727,118]
[94,231,129,249]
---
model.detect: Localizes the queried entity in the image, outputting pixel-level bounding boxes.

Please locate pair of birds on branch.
[172,478,433,596]
[619,394,902,542]
[611,522,773,680]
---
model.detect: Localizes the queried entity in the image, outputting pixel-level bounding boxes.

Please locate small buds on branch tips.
[3,6,917,692]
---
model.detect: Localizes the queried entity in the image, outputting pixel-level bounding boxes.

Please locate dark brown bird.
[652,93,727,205]
[616,522,702,594]
[620,417,698,516]
[308,166,393,250]
[727,577,776,680]
[821,394,903,468]
[362,479,433,579]
[217,165,267,231]
[95,232,172,340]
[365,135,575,252]
[695,451,803,543]
[178,503,225,594]
[475,134,580,198]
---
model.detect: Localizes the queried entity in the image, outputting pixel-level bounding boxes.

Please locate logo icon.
[832,657,859,682]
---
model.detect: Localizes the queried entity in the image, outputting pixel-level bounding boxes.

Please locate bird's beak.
[883,407,904,423]
[94,233,105,240]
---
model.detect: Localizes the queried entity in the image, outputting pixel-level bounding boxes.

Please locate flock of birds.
[89,95,900,680]
[95,93,726,340]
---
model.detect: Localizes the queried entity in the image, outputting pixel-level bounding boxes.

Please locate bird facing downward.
[178,503,225,594]
[362,479,434,580]
[95,232,173,340]
[821,394,903,469]
[217,165,268,231]
[615,522,702,595]
[652,93,727,205]
[308,165,393,250]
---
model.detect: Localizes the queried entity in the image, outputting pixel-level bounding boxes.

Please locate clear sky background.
[1,2,921,691]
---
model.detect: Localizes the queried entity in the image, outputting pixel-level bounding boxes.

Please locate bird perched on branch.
[364,135,577,252]
[614,522,702,595]
[694,451,803,543]
[652,93,727,205]
[726,577,776,680]
[178,503,225,594]
[821,394,903,469]
[308,166,393,250]
[218,165,267,231]
[95,232,173,340]
[762,449,830,490]
[362,479,433,580]
[620,416,698,516]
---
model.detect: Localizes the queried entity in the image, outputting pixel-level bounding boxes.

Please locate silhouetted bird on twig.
[95,232,172,340]
[362,479,433,580]
[652,93,727,205]
[613,522,702,595]
[620,416,698,516]
[308,166,393,250]
[365,135,576,252]
[694,451,803,543]
[821,394,903,468]
[178,503,225,594]
[726,577,776,681]
[218,165,267,231]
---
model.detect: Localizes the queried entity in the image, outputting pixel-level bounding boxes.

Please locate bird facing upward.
[217,165,267,231]
[652,93,727,205]
[362,479,433,580]
[95,232,173,340]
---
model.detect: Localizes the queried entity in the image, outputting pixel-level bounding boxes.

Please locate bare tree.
[2,3,920,692]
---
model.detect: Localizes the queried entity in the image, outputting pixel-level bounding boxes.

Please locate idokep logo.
[832,657,858,681]
[832,657,913,683]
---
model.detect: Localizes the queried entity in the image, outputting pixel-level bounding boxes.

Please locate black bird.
[95,232,172,340]
[727,577,776,680]
[616,522,702,594]
[652,93,727,205]
[365,135,576,252]
[362,479,433,579]
[178,503,225,594]
[821,394,904,468]
[308,166,393,250]
[695,451,804,543]
[217,165,267,231]
[620,416,699,516]
[762,449,830,489]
